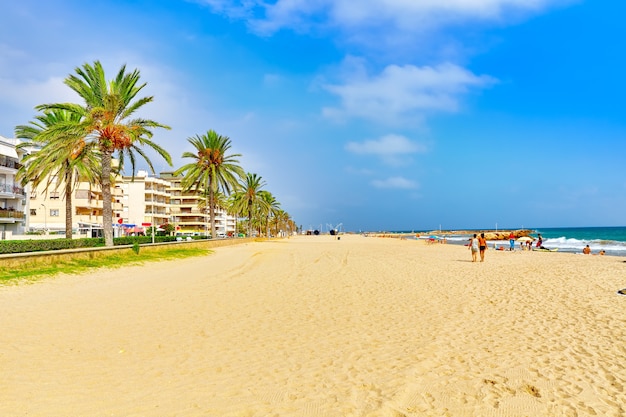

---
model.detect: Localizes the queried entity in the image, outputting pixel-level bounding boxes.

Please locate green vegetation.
[0,236,183,255]
[14,60,298,241]
[26,61,172,247]
[0,246,210,284]
[15,109,100,240]
[229,172,270,237]
[174,130,244,239]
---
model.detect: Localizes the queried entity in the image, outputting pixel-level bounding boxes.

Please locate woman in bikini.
[478,233,487,262]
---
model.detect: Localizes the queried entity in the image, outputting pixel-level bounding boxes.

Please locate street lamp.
[40,203,47,233]
[151,193,155,244]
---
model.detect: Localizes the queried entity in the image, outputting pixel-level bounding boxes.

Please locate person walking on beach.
[478,233,487,262]
[509,232,515,251]
[469,233,479,262]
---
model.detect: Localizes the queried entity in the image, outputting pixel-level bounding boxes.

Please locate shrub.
[0,235,178,255]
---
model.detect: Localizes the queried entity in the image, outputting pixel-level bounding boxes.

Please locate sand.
[0,235,624,416]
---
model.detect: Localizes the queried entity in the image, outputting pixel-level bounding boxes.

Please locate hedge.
[0,235,184,255]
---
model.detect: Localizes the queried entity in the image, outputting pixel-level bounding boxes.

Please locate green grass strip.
[1,247,211,284]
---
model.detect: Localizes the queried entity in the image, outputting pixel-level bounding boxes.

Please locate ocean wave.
[544,236,626,251]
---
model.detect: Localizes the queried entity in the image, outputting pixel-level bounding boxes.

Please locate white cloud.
[371,176,418,189]
[346,134,425,155]
[195,0,566,35]
[0,76,78,109]
[323,61,495,125]
[346,134,427,165]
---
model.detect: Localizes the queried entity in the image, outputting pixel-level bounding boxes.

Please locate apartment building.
[10,142,237,237]
[28,175,124,237]
[160,171,236,237]
[118,170,171,233]
[0,136,27,239]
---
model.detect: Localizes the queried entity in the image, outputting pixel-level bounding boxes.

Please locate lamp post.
[151,193,155,244]
[40,203,47,233]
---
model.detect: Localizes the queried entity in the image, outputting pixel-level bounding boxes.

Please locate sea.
[404,226,626,257]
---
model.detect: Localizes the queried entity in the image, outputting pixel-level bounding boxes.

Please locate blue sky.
[1,0,625,232]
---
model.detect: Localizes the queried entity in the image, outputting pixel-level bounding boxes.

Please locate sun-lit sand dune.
[1,235,624,416]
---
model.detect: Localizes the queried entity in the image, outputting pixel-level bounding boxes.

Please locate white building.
[119,170,171,234]
[160,171,237,237]
[0,136,27,239]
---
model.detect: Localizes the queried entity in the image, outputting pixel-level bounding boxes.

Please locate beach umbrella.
[517,236,534,242]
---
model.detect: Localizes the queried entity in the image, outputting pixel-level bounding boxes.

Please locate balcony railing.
[0,158,22,170]
[0,208,25,219]
[0,183,25,195]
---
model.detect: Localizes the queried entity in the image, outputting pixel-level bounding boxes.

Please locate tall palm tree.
[15,110,100,239]
[174,130,244,238]
[37,61,172,246]
[230,173,269,237]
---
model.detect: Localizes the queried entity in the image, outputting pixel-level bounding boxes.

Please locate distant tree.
[230,173,269,237]
[161,222,175,236]
[259,191,280,238]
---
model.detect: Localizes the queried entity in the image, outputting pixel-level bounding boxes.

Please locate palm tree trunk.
[247,202,253,237]
[208,176,216,238]
[102,151,113,247]
[64,164,73,239]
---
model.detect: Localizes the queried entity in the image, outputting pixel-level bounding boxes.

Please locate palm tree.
[230,173,269,237]
[197,190,228,219]
[197,190,230,235]
[174,130,244,238]
[259,191,280,239]
[37,61,171,246]
[271,209,292,237]
[15,110,100,239]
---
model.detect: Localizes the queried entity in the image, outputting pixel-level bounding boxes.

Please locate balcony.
[0,183,26,196]
[0,158,22,170]
[0,208,25,221]
[76,199,103,209]
[170,207,208,216]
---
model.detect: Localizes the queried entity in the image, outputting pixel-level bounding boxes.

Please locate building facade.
[160,171,236,237]
[119,170,171,234]
[5,142,238,238]
[0,136,27,238]
[28,175,125,237]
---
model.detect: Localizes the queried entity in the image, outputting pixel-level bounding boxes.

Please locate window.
[50,209,60,217]
[30,209,37,215]
[50,191,60,199]
[30,190,37,199]
[75,190,88,199]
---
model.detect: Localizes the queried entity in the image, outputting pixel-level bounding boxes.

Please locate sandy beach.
[1,235,624,416]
